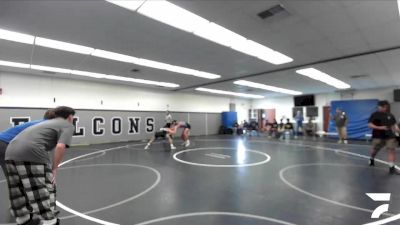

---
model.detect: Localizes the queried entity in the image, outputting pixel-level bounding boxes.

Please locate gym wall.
[1,107,221,145]
[0,71,251,122]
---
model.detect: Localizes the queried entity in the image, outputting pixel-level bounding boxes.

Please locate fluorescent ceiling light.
[196,87,264,99]
[91,49,140,63]
[137,0,210,33]
[0,28,35,44]
[136,58,175,70]
[35,37,94,55]
[191,71,220,79]
[0,27,220,79]
[109,0,293,65]
[30,65,72,74]
[0,60,30,69]
[258,51,293,65]
[71,70,106,79]
[106,0,145,11]
[296,68,351,89]
[231,40,293,64]
[231,40,274,57]
[194,22,246,47]
[0,58,179,88]
[234,80,302,95]
[104,75,179,88]
[398,0,400,17]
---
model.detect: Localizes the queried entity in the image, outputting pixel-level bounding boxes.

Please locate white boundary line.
[134,211,297,225]
[57,164,161,220]
[173,147,271,167]
[279,163,395,217]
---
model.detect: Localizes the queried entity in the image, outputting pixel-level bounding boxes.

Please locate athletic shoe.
[144,144,150,150]
[369,158,375,166]
[343,140,348,144]
[171,145,176,150]
[181,141,186,146]
[185,140,190,147]
[337,140,342,144]
[389,166,400,175]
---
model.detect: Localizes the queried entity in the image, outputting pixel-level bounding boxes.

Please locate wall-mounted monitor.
[292,107,304,117]
[294,95,315,106]
[306,106,319,117]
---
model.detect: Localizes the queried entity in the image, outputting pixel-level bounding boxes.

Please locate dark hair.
[54,106,75,119]
[43,109,56,119]
[378,100,390,107]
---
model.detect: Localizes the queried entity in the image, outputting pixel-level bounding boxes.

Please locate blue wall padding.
[329,99,378,139]
[221,111,237,128]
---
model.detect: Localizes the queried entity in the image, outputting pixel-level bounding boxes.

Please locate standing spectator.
[164,110,173,128]
[294,110,304,138]
[368,100,400,174]
[332,108,349,144]
[5,106,75,225]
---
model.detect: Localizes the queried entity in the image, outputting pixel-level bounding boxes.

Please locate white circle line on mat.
[173,147,270,167]
[134,211,297,225]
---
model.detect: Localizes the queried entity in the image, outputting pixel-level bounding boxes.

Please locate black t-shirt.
[368,111,396,139]
[271,122,278,129]
[284,122,294,130]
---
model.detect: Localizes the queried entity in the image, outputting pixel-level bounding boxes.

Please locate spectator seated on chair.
[248,120,259,136]
[304,118,315,137]
[283,119,294,139]
[233,121,239,135]
[277,119,285,139]
[268,119,279,138]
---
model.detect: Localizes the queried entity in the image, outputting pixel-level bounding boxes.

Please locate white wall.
[252,87,396,130]
[0,71,250,121]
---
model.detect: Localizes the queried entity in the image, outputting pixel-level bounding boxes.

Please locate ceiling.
[0,0,399,97]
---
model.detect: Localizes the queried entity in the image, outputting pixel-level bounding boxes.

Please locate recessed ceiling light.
[233,80,302,95]
[296,68,351,89]
[196,87,264,99]
[0,28,35,44]
[35,37,94,55]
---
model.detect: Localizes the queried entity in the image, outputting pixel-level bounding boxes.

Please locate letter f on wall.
[366,193,391,218]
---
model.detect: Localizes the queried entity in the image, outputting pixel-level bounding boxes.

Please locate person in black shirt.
[283,118,294,139]
[368,100,400,174]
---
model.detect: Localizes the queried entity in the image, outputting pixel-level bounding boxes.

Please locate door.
[323,106,331,132]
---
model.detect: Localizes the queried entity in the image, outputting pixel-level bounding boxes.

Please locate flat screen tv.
[306,106,318,117]
[292,107,303,118]
[294,95,315,106]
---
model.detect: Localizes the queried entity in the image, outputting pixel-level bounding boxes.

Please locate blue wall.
[329,99,378,139]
